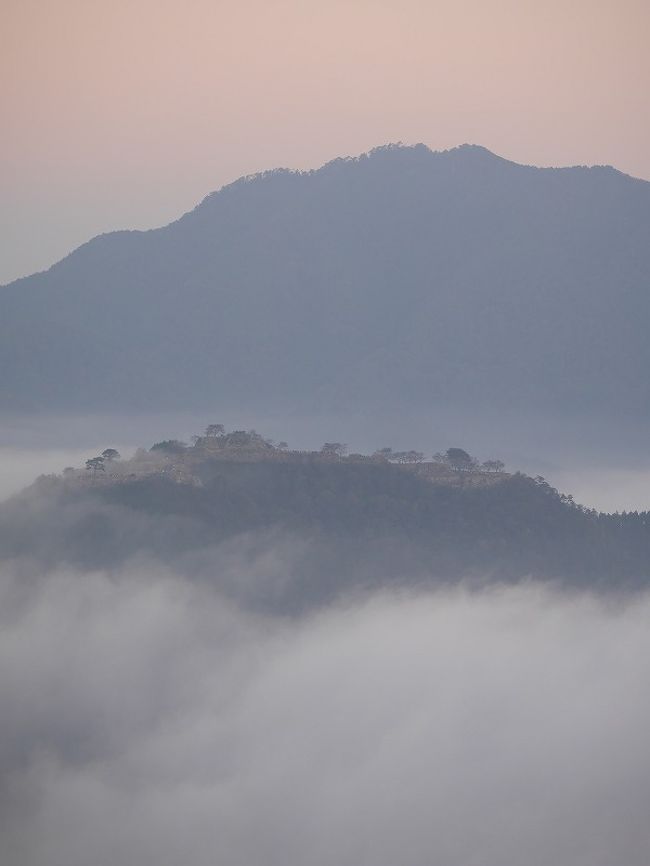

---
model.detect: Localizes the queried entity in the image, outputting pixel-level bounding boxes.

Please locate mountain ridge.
[5,142,644,288]
[1,143,649,426]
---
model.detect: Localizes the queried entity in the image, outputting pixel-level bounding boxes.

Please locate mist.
[2,408,648,864]
[1,556,649,866]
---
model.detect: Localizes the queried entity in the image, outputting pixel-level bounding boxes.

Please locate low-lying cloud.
[1,561,649,866]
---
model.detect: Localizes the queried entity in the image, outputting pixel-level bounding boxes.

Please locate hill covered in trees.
[1,144,649,433]
[2,427,648,612]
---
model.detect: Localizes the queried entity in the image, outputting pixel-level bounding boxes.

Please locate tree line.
[82,425,506,476]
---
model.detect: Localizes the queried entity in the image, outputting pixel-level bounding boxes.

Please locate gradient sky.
[2,0,648,284]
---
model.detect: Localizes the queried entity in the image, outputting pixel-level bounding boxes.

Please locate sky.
[1,0,649,284]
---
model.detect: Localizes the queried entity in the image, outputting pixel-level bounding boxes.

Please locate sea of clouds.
[1,559,649,866]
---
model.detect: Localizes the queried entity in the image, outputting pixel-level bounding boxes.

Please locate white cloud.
[1,565,649,866]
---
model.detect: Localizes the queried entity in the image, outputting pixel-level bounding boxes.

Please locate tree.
[321,442,347,458]
[374,447,393,460]
[150,440,187,454]
[205,424,225,438]
[482,459,505,473]
[85,456,105,481]
[277,441,289,451]
[101,448,120,462]
[445,448,476,472]
[223,430,256,447]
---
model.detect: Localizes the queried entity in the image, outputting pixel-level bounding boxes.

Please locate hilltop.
[64,425,509,491]
[2,425,649,611]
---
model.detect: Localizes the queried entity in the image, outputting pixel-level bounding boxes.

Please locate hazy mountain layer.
[2,144,649,418]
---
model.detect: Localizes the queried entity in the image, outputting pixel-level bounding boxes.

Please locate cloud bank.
[1,561,649,866]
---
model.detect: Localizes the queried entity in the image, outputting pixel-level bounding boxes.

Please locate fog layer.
[1,562,649,866]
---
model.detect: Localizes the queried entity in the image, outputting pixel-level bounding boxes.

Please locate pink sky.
[2,0,648,283]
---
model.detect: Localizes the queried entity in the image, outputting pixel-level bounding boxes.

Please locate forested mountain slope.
[2,143,649,418]
[2,461,648,612]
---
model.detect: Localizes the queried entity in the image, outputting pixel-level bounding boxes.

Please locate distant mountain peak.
[1,142,649,427]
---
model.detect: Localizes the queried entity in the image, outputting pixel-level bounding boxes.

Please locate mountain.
[3,447,649,612]
[2,143,649,421]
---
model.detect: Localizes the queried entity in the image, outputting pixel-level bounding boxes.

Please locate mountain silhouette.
[2,143,649,421]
